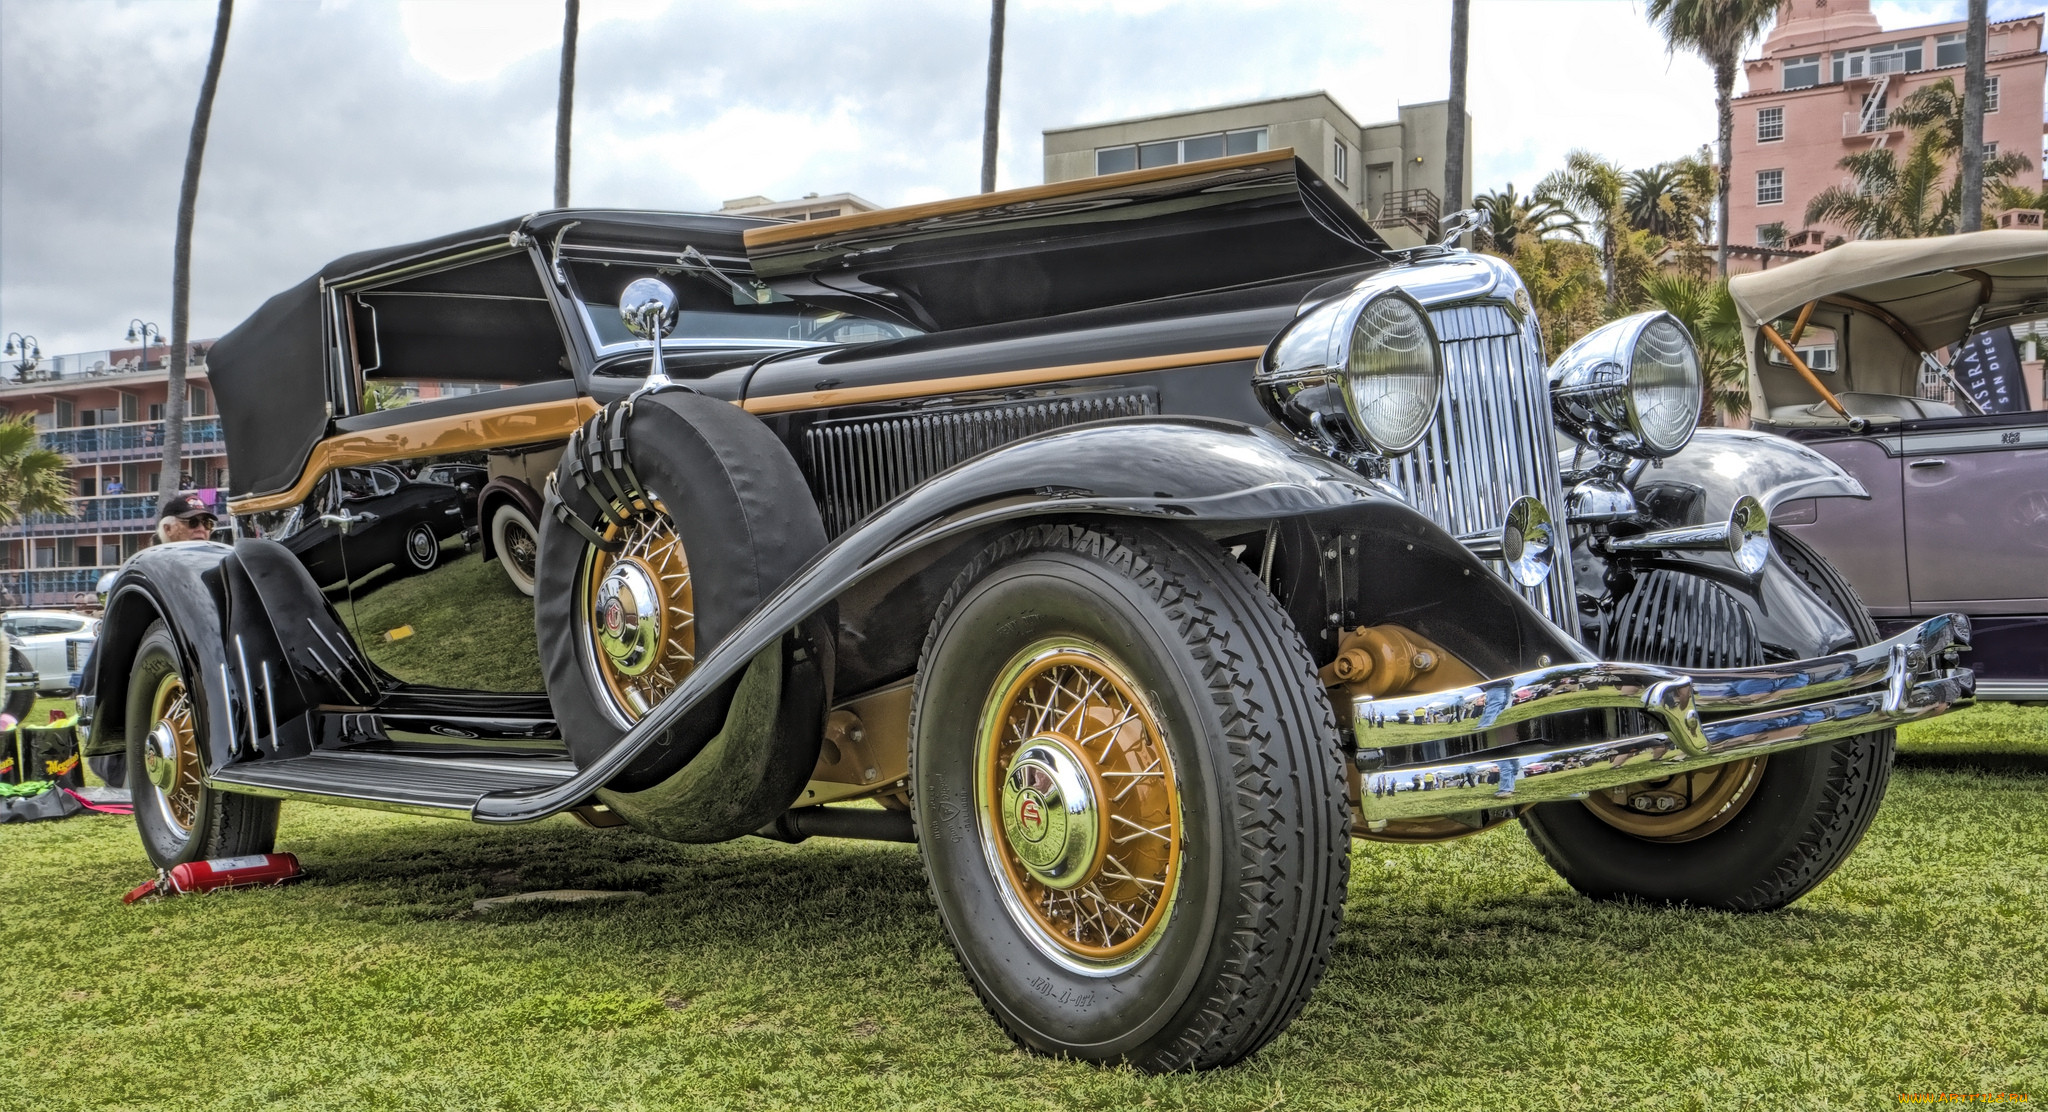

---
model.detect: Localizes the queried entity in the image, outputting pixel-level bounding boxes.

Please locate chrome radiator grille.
[803,389,1158,536]
[1387,304,1578,631]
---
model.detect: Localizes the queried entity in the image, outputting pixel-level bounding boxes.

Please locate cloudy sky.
[0,0,2028,355]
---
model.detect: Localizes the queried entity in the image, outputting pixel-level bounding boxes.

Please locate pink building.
[1732,0,2046,249]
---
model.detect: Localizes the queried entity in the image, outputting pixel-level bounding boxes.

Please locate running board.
[209,751,582,819]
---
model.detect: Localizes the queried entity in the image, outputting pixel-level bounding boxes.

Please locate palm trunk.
[555,0,579,209]
[980,0,1006,193]
[1959,0,1987,231]
[1714,54,1734,278]
[163,0,233,514]
[1443,0,1469,219]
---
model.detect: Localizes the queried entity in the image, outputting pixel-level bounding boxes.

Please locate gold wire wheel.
[1582,757,1767,843]
[578,505,695,723]
[141,672,204,835]
[975,640,1182,970]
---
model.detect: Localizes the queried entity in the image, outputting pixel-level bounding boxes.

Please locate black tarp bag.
[0,782,84,823]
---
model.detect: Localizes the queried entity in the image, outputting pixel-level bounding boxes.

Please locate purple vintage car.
[1735,231,2048,702]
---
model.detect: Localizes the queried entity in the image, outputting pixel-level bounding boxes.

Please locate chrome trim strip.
[1357,670,1971,822]
[1977,679,2048,701]
[218,662,239,757]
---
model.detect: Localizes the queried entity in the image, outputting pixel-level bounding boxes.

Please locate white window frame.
[1936,31,1966,68]
[1782,54,1822,89]
[1757,168,1784,206]
[1757,106,1784,142]
[1987,75,2000,112]
[1094,127,1267,177]
[1756,222,1786,247]
[1332,140,1348,185]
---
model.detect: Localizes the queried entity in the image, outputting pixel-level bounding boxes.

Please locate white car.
[1,610,100,694]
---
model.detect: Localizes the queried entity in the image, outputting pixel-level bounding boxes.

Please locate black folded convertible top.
[743,149,1389,332]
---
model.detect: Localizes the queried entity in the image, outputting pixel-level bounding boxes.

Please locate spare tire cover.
[536,391,827,790]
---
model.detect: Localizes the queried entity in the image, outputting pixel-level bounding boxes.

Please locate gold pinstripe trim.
[227,397,600,515]
[229,345,1261,514]
[738,346,1265,415]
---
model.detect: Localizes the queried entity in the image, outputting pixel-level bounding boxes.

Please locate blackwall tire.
[912,523,1349,1072]
[490,502,539,597]
[1521,530,1894,911]
[125,621,278,871]
[536,392,827,789]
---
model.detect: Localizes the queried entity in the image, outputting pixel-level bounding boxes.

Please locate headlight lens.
[1342,295,1441,454]
[1548,310,1703,459]
[1628,317,1702,456]
[1254,288,1443,458]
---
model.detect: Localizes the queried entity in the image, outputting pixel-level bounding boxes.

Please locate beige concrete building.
[720,192,882,222]
[1043,92,1473,247]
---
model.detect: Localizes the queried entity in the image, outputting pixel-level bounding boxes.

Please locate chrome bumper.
[1351,614,1973,824]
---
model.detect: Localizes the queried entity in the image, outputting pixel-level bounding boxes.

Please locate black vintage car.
[84,151,1973,1071]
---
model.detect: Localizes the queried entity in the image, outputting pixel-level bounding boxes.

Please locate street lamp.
[127,320,164,373]
[3,332,39,382]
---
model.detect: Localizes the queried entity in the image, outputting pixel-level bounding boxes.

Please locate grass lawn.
[1,705,2041,1110]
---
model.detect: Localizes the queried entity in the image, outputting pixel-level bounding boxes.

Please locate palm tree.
[1444,0,1470,215]
[980,0,1006,193]
[1992,182,2048,214]
[555,0,579,208]
[1808,82,2035,237]
[1623,165,1687,237]
[1538,150,1628,299]
[1509,237,1607,357]
[0,412,69,606]
[1472,184,1582,256]
[0,416,71,524]
[162,0,234,512]
[1645,0,1781,277]
[1640,272,1748,424]
[1960,0,1988,230]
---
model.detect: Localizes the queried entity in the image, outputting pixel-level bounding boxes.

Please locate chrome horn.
[1459,495,1557,588]
[618,277,680,393]
[1605,494,1772,576]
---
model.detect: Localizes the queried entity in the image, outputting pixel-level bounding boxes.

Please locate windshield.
[568,259,918,352]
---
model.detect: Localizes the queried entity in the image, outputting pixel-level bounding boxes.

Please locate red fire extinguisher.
[124,853,302,903]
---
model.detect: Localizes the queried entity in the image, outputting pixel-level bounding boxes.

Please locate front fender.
[1575,429,1867,662]
[475,416,1587,822]
[1629,427,1866,529]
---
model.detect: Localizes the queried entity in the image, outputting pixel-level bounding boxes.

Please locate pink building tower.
[1731,0,2045,255]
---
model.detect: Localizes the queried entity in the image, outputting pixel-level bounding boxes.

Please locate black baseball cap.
[161,494,216,522]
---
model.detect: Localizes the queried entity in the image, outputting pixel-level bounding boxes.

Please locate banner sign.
[1951,327,2031,414]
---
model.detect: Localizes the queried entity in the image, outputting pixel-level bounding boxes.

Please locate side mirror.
[618,278,678,341]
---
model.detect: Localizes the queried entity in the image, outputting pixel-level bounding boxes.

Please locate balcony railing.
[6,353,208,386]
[13,491,229,535]
[1371,188,1444,242]
[39,416,224,462]
[0,568,107,609]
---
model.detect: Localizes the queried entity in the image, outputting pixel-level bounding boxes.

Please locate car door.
[1775,431,1911,617]
[1900,409,2048,608]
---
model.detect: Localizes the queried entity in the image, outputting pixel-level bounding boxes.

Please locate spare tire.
[536,391,828,791]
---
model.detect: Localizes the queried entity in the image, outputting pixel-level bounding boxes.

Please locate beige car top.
[1729,230,2048,423]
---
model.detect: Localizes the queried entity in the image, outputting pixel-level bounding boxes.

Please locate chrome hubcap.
[145,721,179,793]
[593,560,663,676]
[999,737,1103,890]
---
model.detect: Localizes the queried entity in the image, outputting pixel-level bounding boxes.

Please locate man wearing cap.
[156,493,218,544]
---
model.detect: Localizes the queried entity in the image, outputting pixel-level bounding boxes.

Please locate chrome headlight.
[1256,288,1443,457]
[1548,311,1702,459]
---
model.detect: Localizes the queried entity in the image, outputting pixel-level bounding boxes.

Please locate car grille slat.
[802,390,1159,536]
[1389,306,1578,632]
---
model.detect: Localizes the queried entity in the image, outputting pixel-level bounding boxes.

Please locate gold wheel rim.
[1582,756,1767,842]
[975,640,1181,970]
[143,672,204,835]
[578,505,695,724]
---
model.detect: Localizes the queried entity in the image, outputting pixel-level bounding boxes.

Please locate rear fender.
[85,539,372,773]
[475,417,1588,823]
